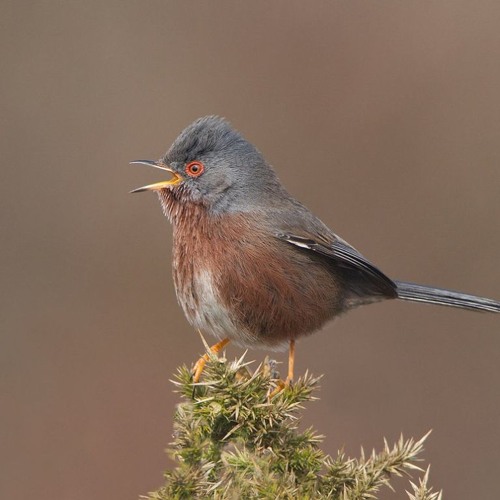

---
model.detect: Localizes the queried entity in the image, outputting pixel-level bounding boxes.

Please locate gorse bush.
[143,354,441,499]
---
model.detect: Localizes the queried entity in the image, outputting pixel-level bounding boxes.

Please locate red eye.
[185,161,204,177]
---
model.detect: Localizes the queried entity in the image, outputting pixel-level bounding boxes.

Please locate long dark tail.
[394,280,500,313]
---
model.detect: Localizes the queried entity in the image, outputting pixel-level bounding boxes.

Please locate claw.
[191,337,230,383]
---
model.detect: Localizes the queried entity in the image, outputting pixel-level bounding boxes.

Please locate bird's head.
[131,116,283,217]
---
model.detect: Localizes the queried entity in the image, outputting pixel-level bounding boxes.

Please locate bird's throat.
[156,187,209,226]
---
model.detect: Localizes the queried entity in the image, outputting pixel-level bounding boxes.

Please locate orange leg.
[286,339,295,385]
[193,337,230,383]
[269,339,295,397]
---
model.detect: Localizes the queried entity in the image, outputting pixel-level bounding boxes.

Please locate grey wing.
[276,231,397,302]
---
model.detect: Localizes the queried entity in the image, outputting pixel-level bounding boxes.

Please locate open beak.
[129,160,182,193]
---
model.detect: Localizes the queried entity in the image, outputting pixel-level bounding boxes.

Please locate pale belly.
[175,267,270,349]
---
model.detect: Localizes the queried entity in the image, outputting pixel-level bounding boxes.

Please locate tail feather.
[394,280,500,313]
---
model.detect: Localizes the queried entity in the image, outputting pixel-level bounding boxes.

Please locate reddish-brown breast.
[162,193,343,350]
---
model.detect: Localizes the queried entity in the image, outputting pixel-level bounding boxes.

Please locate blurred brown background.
[2,1,500,499]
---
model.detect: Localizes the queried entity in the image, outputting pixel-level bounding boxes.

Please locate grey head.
[131,116,286,213]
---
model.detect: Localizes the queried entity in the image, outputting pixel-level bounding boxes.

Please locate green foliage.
[143,354,441,499]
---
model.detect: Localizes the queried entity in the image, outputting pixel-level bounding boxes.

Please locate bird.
[131,115,500,386]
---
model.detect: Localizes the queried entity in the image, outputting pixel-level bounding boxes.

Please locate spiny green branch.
[406,467,443,500]
[143,354,441,499]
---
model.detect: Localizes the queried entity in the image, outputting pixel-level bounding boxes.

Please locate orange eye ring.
[185,161,204,177]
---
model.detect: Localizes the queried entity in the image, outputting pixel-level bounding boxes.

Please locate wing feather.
[276,232,397,298]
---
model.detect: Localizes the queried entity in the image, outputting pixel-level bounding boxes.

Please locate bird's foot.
[192,354,209,383]
[192,337,230,383]
[268,376,293,398]
[268,339,296,398]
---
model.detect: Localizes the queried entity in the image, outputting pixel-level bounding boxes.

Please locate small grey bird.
[132,116,500,384]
